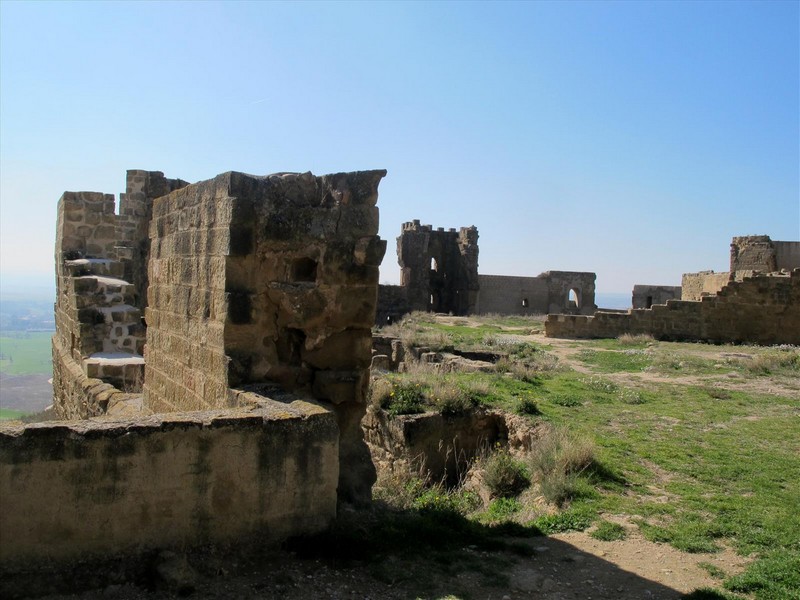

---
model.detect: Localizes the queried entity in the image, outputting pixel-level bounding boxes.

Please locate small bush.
[382,381,426,416]
[482,450,531,498]
[515,395,540,416]
[590,520,627,541]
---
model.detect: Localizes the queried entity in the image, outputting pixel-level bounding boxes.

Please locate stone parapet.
[0,400,338,567]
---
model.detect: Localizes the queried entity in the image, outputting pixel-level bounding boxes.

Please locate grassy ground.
[0,408,27,420]
[0,331,53,376]
[372,314,800,600]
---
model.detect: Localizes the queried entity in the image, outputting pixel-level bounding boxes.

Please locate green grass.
[0,408,27,420]
[371,314,800,600]
[0,331,53,375]
[590,520,627,541]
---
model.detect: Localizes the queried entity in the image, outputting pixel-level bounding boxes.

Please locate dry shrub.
[743,348,799,375]
[529,426,595,506]
[369,376,394,409]
[617,333,655,346]
[481,450,531,498]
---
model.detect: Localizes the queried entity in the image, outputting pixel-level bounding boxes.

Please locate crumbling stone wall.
[397,221,480,315]
[144,170,387,503]
[731,235,800,280]
[0,400,338,565]
[52,171,187,419]
[632,285,681,309]
[681,271,730,301]
[546,270,800,345]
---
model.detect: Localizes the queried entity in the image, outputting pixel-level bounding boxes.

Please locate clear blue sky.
[1,0,798,294]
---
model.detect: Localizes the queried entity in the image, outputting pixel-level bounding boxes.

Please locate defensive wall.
[546,269,800,345]
[632,285,681,309]
[377,221,596,322]
[4,168,386,573]
[681,236,800,301]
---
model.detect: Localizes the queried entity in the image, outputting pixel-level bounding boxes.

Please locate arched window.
[431,257,438,272]
[522,298,529,308]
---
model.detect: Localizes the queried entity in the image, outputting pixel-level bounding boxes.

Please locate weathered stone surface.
[546,269,800,345]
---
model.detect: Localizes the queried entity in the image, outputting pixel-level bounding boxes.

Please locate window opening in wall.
[291,257,317,282]
[431,257,438,272]
[568,288,580,309]
[646,295,653,309]
[522,298,529,308]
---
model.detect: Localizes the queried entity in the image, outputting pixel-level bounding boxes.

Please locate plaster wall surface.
[0,401,338,565]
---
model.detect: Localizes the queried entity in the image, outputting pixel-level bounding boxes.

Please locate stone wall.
[0,400,337,566]
[729,235,800,281]
[775,241,800,271]
[144,170,387,503]
[376,284,412,325]
[546,270,800,345]
[476,275,549,315]
[632,285,681,309]
[681,271,730,301]
[477,271,597,315]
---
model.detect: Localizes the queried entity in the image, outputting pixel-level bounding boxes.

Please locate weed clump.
[482,450,531,499]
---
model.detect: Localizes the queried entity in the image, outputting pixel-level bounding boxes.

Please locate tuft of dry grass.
[528,426,596,506]
[617,333,655,346]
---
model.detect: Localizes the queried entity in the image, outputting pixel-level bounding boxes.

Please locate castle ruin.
[3,168,388,570]
[546,235,800,344]
[377,221,597,322]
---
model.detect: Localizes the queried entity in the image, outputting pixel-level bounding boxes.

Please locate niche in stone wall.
[291,257,318,283]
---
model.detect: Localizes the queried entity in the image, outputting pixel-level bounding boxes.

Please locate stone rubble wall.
[0,400,338,566]
[546,269,800,345]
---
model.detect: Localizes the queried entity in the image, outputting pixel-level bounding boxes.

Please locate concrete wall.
[632,285,681,309]
[546,270,800,345]
[681,271,730,301]
[0,400,338,566]
[476,275,549,315]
